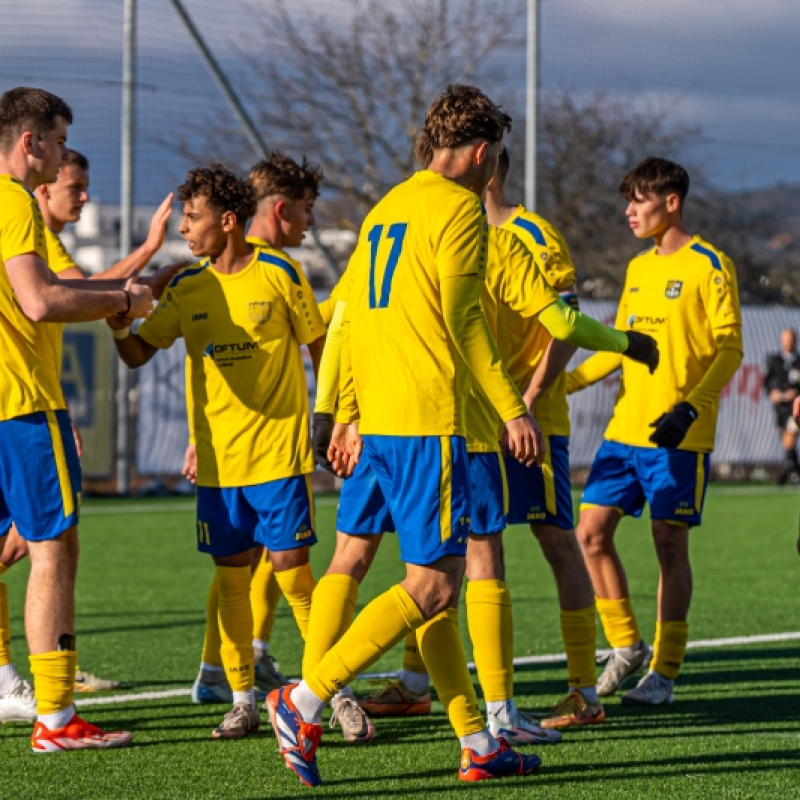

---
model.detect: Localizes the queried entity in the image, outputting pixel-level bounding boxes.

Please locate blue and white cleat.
[267,685,323,788]
[459,739,542,782]
[191,677,233,705]
[488,708,562,745]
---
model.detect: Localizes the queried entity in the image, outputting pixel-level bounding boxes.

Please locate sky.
[1,0,798,205]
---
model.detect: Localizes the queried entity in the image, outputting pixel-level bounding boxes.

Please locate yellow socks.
[402,629,427,674]
[465,579,513,702]
[274,563,316,640]
[416,607,484,738]
[29,650,77,715]
[0,581,11,668]
[307,584,424,702]
[652,621,689,680]
[561,606,598,688]
[251,551,282,644]
[200,575,224,669]
[215,565,254,692]
[596,596,641,649]
[302,574,359,678]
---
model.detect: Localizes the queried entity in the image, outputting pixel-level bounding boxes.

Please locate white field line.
[74,629,800,708]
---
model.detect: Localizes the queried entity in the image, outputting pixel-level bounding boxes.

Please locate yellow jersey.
[137,243,325,487]
[498,207,576,436]
[342,170,524,437]
[602,236,742,453]
[44,226,80,378]
[466,227,559,452]
[0,175,65,421]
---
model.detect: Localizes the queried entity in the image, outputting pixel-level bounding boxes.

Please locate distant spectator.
[764,328,800,485]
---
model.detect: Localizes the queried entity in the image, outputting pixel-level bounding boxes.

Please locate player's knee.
[465,534,504,581]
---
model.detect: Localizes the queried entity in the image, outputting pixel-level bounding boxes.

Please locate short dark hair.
[0,87,72,154]
[422,84,511,150]
[414,130,434,168]
[62,148,89,171]
[619,157,690,206]
[177,163,256,225]
[249,151,323,203]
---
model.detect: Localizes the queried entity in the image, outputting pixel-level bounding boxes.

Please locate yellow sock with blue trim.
[302,574,359,678]
[29,650,77,716]
[307,584,424,703]
[465,579,513,702]
[274,563,316,640]
[561,606,598,688]
[651,621,689,680]
[596,596,641,648]
[215,565,254,693]
[251,551,282,644]
[200,574,224,669]
[417,607,484,737]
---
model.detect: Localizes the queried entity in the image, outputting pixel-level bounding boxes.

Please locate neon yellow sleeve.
[538,298,628,353]
[685,327,744,412]
[566,351,624,394]
[334,306,359,424]
[440,273,526,423]
[313,300,346,414]
[185,358,195,445]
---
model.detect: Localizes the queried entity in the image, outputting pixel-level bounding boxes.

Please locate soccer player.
[110,164,325,739]
[268,84,657,788]
[570,157,743,704]
[190,152,324,703]
[0,86,153,751]
[0,147,178,720]
[764,328,800,485]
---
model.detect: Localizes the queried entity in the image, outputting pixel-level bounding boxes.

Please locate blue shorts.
[580,440,710,527]
[505,435,574,530]
[337,435,470,566]
[0,410,81,542]
[468,451,508,536]
[196,475,316,557]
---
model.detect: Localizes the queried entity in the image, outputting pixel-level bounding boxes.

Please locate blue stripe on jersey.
[511,216,547,246]
[169,261,208,288]
[690,243,722,271]
[258,252,301,285]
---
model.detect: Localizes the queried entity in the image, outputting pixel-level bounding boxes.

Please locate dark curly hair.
[421,84,511,151]
[249,151,323,202]
[177,163,256,224]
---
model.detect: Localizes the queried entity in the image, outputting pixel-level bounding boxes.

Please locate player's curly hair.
[619,157,690,206]
[249,151,324,203]
[0,87,73,154]
[421,84,512,151]
[177,163,256,224]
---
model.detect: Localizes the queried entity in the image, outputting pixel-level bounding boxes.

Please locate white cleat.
[0,677,37,724]
[488,706,562,745]
[621,671,674,705]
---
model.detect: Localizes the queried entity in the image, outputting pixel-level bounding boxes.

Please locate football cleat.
[488,707,561,745]
[596,639,652,696]
[267,685,323,788]
[74,670,123,693]
[0,676,36,724]
[330,694,375,744]
[255,653,289,693]
[540,690,605,729]
[212,702,261,739]
[621,671,674,705]
[191,676,233,704]
[459,740,542,782]
[30,713,132,753]
[358,679,431,717]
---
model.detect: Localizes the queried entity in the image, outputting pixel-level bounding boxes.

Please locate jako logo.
[192,312,208,321]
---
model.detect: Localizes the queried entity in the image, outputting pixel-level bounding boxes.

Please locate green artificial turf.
[2,487,799,799]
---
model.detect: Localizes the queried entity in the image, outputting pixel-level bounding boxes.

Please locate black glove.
[624,331,659,374]
[648,401,698,449]
[312,412,336,474]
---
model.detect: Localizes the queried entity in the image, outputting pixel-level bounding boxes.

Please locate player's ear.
[220,209,237,233]
[473,140,489,166]
[21,130,36,156]
[275,199,289,221]
[665,192,681,214]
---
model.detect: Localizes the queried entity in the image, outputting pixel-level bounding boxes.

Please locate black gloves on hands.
[624,331,660,374]
[648,401,698,449]
[312,412,336,474]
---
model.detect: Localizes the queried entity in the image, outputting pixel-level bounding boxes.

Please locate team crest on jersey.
[248,301,271,324]
[665,280,683,299]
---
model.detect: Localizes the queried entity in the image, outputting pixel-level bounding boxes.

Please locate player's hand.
[792,395,800,425]
[312,412,336,474]
[328,422,362,479]
[648,401,698,449]
[140,261,187,301]
[144,192,174,253]
[71,420,83,459]
[624,331,659,374]
[182,444,197,484]
[125,273,154,320]
[503,413,544,467]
